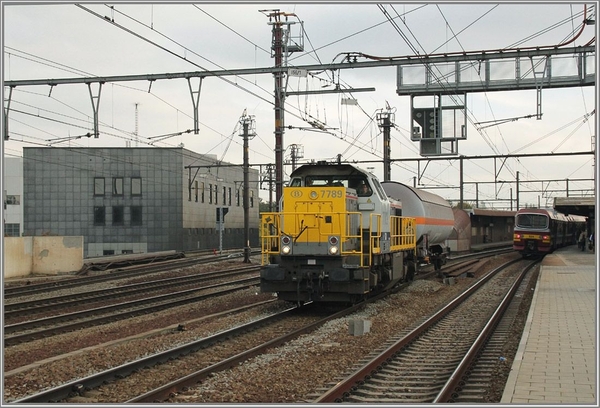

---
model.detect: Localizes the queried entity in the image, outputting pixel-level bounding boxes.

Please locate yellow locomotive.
[260,162,418,303]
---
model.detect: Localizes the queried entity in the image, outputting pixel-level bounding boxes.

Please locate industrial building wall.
[3,157,24,236]
[4,236,84,278]
[22,147,183,257]
[22,147,258,257]
[181,150,260,251]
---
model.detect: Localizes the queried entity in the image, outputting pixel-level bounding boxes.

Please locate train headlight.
[328,236,339,255]
[281,246,291,255]
[281,235,291,245]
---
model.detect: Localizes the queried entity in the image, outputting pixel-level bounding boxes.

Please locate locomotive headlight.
[328,236,339,255]
[281,235,292,254]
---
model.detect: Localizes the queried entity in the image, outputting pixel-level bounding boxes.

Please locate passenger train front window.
[516,214,548,228]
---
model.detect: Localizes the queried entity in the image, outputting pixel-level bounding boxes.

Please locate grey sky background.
[2,2,598,208]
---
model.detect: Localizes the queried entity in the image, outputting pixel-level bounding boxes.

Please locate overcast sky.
[2,2,598,208]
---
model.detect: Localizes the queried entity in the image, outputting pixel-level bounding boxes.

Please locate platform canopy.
[553,197,596,218]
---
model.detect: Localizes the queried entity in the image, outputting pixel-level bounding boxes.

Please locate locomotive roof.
[290,163,372,178]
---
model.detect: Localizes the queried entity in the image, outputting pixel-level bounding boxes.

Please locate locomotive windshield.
[289,174,372,196]
[516,213,548,228]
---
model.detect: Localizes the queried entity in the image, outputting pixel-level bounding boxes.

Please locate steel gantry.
[4,25,595,201]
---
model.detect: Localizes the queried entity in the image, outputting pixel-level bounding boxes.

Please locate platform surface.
[501,245,597,404]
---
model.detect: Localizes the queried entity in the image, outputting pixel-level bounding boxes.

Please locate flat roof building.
[22,147,260,257]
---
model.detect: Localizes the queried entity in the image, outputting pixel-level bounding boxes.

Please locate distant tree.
[450,201,474,210]
[259,198,276,214]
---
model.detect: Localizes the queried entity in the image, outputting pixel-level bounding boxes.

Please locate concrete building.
[3,156,24,237]
[22,147,260,257]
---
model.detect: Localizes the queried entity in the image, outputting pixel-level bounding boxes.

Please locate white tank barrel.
[381,181,454,245]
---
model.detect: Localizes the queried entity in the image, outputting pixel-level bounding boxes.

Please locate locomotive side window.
[349,177,371,196]
[371,179,387,200]
[516,214,548,228]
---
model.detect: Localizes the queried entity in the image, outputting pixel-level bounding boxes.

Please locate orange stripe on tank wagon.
[414,216,455,226]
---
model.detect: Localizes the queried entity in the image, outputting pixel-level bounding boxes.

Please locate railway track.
[4,251,257,298]
[12,304,349,403]
[4,265,258,319]
[4,276,260,346]
[4,250,524,403]
[313,257,538,403]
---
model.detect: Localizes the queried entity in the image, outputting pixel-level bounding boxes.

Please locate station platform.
[501,244,597,404]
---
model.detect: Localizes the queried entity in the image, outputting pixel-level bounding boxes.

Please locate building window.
[201,182,205,203]
[94,206,105,225]
[122,249,133,254]
[131,206,142,225]
[214,184,218,205]
[236,189,240,206]
[222,186,227,206]
[103,250,115,256]
[250,190,254,208]
[113,206,124,225]
[5,195,20,205]
[208,184,213,204]
[94,178,105,196]
[194,180,199,202]
[113,177,123,196]
[228,187,232,206]
[131,177,142,196]
[4,223,20,237]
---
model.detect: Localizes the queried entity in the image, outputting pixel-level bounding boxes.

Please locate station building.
[447,207,516,253]
[22,147,260,257]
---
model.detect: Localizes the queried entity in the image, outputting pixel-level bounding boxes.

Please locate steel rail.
[314,257,523,402]
[4,277,259,346]
[433,259,539,402]
[4,266,258,317]
[4,253,241,298]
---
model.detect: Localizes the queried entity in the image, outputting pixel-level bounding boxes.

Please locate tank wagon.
[513,207,586,257]
[260,162,452,304]
[381,181,454,270]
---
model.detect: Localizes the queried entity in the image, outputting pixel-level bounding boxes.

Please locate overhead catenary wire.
[5,4,594,206]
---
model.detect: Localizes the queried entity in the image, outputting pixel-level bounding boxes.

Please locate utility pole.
[240,111,256,263]
[289,144,304,172]
[376,105,394,182]
[262,9,303,202]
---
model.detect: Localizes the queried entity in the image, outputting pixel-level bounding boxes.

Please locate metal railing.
[261,211,416,266]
